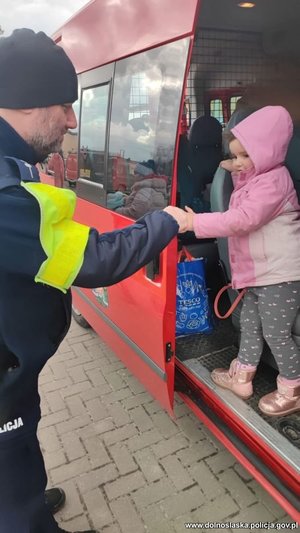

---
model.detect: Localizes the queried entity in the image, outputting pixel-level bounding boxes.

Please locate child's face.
[229,139,254,172]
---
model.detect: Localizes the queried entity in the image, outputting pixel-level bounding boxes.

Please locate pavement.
[38,320,297,533]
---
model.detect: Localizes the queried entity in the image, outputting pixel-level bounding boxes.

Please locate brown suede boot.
[258,377,300,417]
[211,358,256,399]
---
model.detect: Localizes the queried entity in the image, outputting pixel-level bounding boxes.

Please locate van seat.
[188,115,223,199]
[285,124,300,205]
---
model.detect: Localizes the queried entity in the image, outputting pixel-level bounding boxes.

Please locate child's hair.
[223,131,236,145]
[222,131,236,157]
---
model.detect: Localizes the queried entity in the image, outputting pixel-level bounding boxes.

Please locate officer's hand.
[163,206,190,233]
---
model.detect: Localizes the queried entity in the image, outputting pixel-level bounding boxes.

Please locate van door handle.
[145,255,160,280]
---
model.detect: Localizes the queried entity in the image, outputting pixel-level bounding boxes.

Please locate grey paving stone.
[38,425,61,453]
[107,402,131,427]
[247,479,289,519]
[51,456,91,484]
[160,485,205,520]
[104,471,146,501]
[176,441,217,466]
[152,435,189,459]
[44,449,67,471]
[61,432,86,462]
[160,455,194,491]
[109,496,145,533]
[218,468,257,508]
[141,503,176,533]
[103,424,138,446]
[122,391,153,410]
[232,501,278,524]
[65,395,88,417]
[151,412,179,438]
[175,415,206,442]
[134,447,164,483]
[85,397,109,422]
[46,389,68,412]
[77,464,119,493]
[190,493,240,522]
[39,408,70,429]
[56,414,92,435]
[58,514,91,532]
[126,428,163,452]
[129,405,154,432]
[188,461,225,500]
[205,449,237,474]
[83,436,111,469]
[109,443,138,475]
[132,478,175,508]
[123,374,146,395]
[82,487,114,529]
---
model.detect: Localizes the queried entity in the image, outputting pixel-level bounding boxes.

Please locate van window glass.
[210,99,223,124]
[230,95,242,116]
[107,39,189,219]
[78,84,109,190]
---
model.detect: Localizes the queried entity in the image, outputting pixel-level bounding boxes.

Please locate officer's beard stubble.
[26,107,66,162]
[29,133,63,163]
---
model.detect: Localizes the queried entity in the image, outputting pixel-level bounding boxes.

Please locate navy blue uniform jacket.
[0,118,178,440]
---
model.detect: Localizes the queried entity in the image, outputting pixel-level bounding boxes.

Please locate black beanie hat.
[0,28,78,109]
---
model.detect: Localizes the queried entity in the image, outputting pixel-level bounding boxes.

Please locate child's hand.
[185,206,195,231]
[220,159,234,172]
[163,206,190,233]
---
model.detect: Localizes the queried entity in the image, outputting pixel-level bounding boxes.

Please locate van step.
[177,350,300,472]
[176,323,300,451]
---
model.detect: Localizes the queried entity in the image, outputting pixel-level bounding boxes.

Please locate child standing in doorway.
[184,106,300,416]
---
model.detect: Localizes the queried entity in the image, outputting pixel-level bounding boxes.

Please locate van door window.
[210,98,223,124]
[230,95,242,115]
[107,39,189,219]
[78,83,110,204]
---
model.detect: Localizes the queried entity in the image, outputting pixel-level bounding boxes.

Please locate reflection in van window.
[107,39,189,219]
[79,84,110,187]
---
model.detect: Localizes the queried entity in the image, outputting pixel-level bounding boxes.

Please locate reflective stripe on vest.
[21,182,89,293]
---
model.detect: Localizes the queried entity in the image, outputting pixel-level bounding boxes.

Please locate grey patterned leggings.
[238,281,300,379]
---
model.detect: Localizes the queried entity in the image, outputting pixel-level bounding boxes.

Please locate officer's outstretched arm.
[74,210,178,288]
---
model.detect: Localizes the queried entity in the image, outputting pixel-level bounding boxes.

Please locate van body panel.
[72,198,178,414]
[54,0,199,74]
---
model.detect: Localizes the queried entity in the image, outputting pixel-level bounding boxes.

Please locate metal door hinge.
[166,342,174,362]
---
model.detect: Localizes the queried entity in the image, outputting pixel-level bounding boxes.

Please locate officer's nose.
[66,106,77,129]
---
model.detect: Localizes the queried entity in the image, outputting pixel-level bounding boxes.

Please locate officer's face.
[27,104,77,162]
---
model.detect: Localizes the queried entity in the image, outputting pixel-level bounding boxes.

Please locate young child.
[185,105,300,416]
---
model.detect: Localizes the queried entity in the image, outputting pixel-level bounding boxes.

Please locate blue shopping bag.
[176,247,214,336]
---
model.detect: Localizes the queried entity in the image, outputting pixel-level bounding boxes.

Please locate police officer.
[0,29,187,533]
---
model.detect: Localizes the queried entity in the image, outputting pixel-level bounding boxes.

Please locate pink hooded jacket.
[193,106,300,289]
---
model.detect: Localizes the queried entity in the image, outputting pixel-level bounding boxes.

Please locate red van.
[41,0,300,521]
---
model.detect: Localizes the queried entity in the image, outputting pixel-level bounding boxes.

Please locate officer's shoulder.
[0,155,40,192]
[4,156,40,183]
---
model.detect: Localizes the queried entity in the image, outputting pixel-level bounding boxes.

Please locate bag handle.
[214,283,246,319]
[178,246,194,263]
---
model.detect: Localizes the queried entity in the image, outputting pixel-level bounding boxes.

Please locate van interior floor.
[175,321,300,474]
